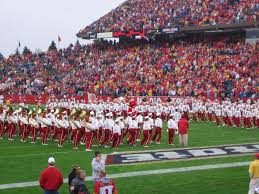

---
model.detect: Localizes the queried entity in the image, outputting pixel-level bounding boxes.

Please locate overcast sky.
[0,0,126,56]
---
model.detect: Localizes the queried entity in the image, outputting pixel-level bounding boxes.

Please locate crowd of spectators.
[82,0,259,33]
[0,38,258,99]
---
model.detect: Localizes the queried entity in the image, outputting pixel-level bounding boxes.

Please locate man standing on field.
[248,153,259,194]
[39,157,63,194]
[178,115,189,147]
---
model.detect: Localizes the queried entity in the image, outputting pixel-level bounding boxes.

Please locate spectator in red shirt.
[39,157,64,194]
[94,171,118,194]
[178,116,190,147]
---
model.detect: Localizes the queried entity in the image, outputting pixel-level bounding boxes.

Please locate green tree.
[48,41,57,51]
[0,52,4,61]
[75,40,80,46]
[15,48,20,55]
[22,46,32,55]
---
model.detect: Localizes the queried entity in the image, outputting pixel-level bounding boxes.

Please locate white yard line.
[0,161,250,190]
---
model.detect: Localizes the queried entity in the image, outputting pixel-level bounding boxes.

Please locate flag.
[58,35,61,42]
[18,41,21,47]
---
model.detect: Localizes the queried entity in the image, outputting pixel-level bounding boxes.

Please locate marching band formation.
[0,97,258,151]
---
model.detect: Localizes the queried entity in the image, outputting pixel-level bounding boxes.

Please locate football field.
[0,121,258,194]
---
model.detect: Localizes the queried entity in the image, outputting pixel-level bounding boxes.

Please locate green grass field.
[0,120,258,194]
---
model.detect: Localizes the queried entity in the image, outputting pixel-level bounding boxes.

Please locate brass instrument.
[70,107,78,117]
[5,106,13,113]
[29,118,39,128]
[54,108,61,116]
[17,106,23,114]
[37,108,43,115]
[79,109,89,119]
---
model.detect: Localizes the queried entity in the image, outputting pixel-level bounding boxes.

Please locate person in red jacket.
[94,171,118,194]
[39,157,64,194]
[178,115,189,147]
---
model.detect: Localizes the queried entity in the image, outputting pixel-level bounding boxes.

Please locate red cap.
[256,153,259,159]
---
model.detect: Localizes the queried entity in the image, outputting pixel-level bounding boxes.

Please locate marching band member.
[124,112,132,138]
[255,110,259,128]
[0,106,7,139]
[118,116,125,144]
[62,111,70,142]
[38,110,52,145]
[97,114,104,143]
[167,114,178,145]
[89,112,99,145]
[7,108,18,140]
[215,107,222,127]
[227,109,234,127]
[112,118,121,149]
[152,113,163,144]
[234,109,242,128]
[101,113,112,147]
[19,109,29,142]
[148,113,154,142]
[29,111,40,144]
[136,112,143,141]
[127,115,138,146]
[141,116,151,147]
[55,113,68,147]
[82,115,95,152]
[70,114,80,149]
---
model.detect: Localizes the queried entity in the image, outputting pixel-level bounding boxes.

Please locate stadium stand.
[0,38,258,99]
[81,0,259,33]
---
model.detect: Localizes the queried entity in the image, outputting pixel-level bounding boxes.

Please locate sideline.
[0,161,250,190]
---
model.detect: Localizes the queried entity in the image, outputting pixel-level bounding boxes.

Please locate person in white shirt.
[101,113,112,147]
[91,151,105,180]
[174,111,181,122]
[118,117,125,144]
[19,110,29,142]
[124,112,132,138]
[38,110,52,145]
[89,115,98,146]
[141,116,151,147]
[28,111,40,143]
[151,113,163,144]
[70,114,80,149]
[148,113,154,142]
[97,114,104,143]
[136,112,143,141]
[167,114,178,145]
[81,115,97,151]
[128,116,138,146]
[112,119,121,149]
[215,108,222,127]
[0,108,7,139]
[55,113,69,148]
[234,109,242,128]
[255,111,259,128]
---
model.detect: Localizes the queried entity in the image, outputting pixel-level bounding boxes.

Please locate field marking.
[111,142,259,155]
[0,161,250,190]
[0,141,258,159]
